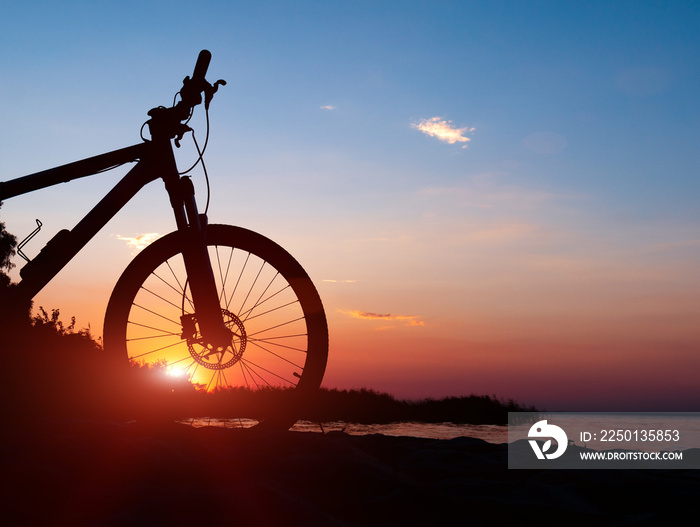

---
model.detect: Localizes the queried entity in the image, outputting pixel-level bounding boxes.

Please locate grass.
[0,307,534,425]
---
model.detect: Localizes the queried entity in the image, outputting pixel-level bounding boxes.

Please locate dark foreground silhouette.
[2,226,700,525]
[2,420,699,526]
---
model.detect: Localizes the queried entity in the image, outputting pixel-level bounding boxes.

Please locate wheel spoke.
[127,332,182,342]
[215,246,234,308]
[240,357,297,386]
[227,252,250,312]
[237,259,265,316]
[130,339,186,359]
[239,286,295,321]
[132,302,181,327]
[246,339,304,369]
[248,335,308,353]
[127,320,178,336]
[164,260,195,311]
[240,270,279,323]
[247,316,305,338]
[138,286,187,314]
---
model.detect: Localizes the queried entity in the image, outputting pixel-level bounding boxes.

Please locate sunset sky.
[1,1,699,410]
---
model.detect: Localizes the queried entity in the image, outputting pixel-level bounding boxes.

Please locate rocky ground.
[1,420,698,526]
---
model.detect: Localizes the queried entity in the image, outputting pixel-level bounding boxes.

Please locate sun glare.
[166,366,188,378]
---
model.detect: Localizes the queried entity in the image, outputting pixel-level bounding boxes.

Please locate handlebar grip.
[192,50,212,82]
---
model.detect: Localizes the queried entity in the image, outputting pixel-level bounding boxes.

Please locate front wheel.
[103,224,328,429]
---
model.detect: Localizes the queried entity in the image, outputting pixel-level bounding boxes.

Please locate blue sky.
[1,1,699,408]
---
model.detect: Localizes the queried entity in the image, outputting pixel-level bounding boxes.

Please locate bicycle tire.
[103,224,328,429]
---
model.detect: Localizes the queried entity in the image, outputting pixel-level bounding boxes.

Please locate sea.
[182,418,509,443]
[183,413,700,450]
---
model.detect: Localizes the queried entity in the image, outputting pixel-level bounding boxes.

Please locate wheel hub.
[185,309,247,370]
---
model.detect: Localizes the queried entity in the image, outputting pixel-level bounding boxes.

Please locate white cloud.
[320,105,336,110]
[115,233,161,252]
[412,117,474,147]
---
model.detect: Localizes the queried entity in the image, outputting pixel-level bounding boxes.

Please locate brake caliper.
[180,313,198,341]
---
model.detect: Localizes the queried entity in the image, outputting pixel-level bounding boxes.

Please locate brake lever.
[174,124,192,148]
[204,79,227,110]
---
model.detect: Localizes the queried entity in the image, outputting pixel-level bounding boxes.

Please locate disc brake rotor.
[186,309,247,370]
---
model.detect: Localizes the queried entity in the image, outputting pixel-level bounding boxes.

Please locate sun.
[165,365,188,379]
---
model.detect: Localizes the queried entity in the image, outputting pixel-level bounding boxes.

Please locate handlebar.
[192,49,212,83]
[146,50,226,143]
[180,50,212,108]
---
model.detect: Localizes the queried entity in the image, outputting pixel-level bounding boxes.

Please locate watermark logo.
[509,412,700,469]
[528,420,568,460]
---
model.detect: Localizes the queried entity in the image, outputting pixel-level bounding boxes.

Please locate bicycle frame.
[0,137,229,345]
[0,51,329,425]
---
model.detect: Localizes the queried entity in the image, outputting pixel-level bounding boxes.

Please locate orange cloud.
[412,117,474,147]
[340,310,425,327]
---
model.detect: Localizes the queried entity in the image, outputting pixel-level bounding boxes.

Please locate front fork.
[174,176,232,351]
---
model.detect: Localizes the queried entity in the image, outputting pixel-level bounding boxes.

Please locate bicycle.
[0,50,328,429]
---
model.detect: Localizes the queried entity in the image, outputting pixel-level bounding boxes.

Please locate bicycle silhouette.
[0,51,328,428]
